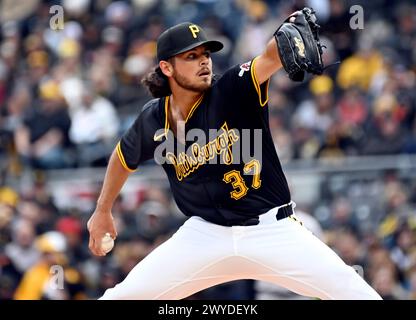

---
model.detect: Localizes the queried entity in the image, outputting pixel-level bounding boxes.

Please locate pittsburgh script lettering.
[166,122,239,181]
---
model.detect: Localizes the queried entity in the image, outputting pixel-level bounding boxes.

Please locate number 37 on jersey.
[223,159,261,200]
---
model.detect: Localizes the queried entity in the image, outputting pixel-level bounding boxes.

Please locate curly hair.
[141,67,171,98]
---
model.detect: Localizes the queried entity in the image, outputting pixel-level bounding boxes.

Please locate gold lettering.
[228,129,239,143]
[189,25,200,38]
[294,37,305,58]
[166,122,240,180]
[204,143,213,162]
[192,144,203,163]
[166,153,183,181]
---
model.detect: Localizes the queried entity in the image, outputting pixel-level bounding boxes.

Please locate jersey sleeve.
[116,107,155,172]
[217,57,270,108]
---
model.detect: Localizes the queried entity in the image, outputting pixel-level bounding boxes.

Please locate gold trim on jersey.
[116,142,137,173]
[166,122,239,181]
[250,56,270,107]
[185,94,204,122]
[154,95,204,141]
[154,97,171,141]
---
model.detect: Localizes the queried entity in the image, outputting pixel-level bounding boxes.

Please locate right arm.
[88,102,155,256]
[87,149,130,256]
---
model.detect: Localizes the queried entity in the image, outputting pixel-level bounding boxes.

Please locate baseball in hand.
[101,232,114,253]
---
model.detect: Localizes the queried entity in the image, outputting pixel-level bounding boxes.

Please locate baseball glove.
[274,7,324,82]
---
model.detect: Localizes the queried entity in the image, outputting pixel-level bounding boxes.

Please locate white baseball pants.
[100,204,381,300]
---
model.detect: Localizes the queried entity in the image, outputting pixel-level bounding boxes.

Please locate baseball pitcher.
[87,8,381,300]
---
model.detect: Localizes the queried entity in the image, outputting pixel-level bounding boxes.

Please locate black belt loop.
[275,204,293,221]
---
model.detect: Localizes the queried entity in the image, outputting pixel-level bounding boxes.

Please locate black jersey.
[117,58,291,226]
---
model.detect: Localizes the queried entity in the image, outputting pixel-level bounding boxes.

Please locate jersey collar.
[154,95,204,141]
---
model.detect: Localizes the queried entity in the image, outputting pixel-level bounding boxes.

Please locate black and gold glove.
[274,7,325,82]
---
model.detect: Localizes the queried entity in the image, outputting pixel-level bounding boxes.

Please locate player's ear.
[159,60,174,77]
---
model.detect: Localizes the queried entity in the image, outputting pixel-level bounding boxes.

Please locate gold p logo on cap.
[189,25,200,38]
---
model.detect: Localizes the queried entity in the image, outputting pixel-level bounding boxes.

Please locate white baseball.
[101,232,114,253]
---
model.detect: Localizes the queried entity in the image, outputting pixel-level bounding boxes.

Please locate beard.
[172,71,211,93]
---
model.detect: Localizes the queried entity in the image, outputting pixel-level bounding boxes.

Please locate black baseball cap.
[157,22,223,62]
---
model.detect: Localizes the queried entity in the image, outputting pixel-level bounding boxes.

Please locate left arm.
[254,38,283,85]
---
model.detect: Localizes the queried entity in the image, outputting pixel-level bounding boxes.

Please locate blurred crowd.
[1,0,416,299]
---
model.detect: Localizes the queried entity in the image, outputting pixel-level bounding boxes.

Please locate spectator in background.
[4,219,40,276]
[10,171,61,236]
[115,37,156,109]
[88,47,118,100]
[13,231,87,300]
[330,196,360,233]
[3,84,32,134]
[56,39,82,81]
[336,44,384,93]
[295,75,335,133]
[393,65,416,130]
[26,49,50,90]
[370,265,407,300]
[14,79,72,169]
[317,86,369,158]
[317,123,348,160]
[390,223,416,274]
[366,243,406,300]
[292,75,335,158]
[361,103,407,156]
[321,0,354,60]
[68,84,120,167]
[331,229,367,269]
[336,86,368,129]
[233,0,276,62]
[381,171,412,221]
[14,231,66,299]
[268,90,295,164]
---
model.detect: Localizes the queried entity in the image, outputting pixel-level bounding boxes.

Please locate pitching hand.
[87,210,117,256]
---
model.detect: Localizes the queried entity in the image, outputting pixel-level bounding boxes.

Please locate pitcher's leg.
[100,218,235,300]
[242,217,381,300]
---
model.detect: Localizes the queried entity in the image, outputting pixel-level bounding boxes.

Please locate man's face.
[170,45,212,93]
